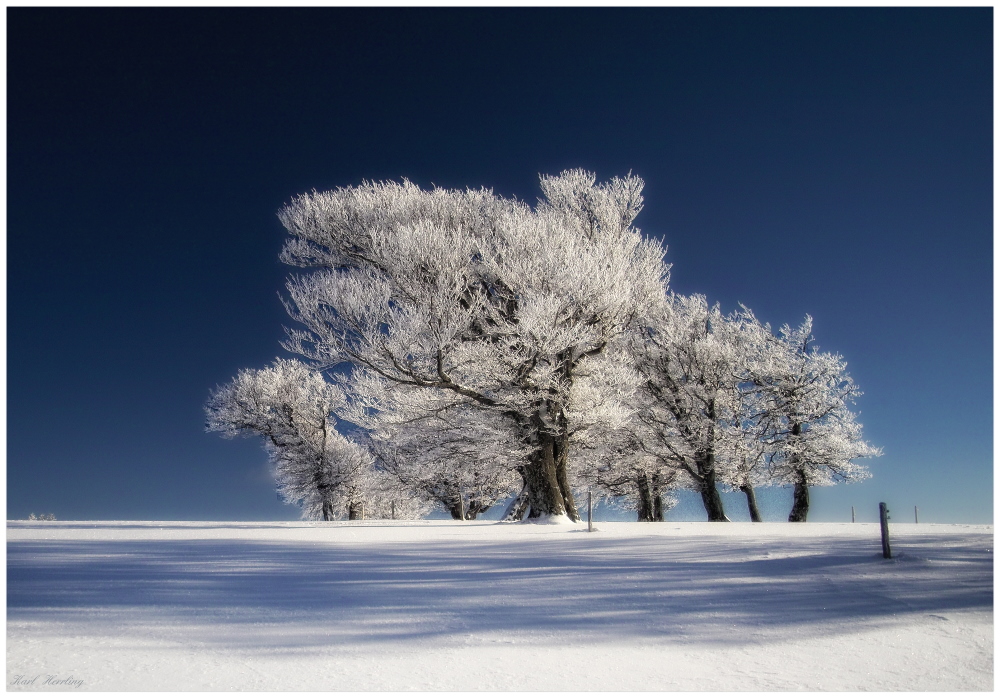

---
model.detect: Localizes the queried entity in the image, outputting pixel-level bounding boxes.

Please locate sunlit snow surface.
[7,520,993,691]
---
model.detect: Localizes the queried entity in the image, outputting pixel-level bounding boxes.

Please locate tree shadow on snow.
[7,530,992,652]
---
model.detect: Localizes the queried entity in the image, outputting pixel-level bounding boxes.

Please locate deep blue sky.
[8,8,992,523]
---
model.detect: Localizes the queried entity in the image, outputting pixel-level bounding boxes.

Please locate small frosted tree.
[352,375,524,519]
[277,170,669,521]
[629,294,748,522]
[720,418,772,522]
[714,305,781,522]
[205,359,377,520]
[575,433,680,522]
[753,317,880,522]
[569,346,682,522]
[340,466,435,521]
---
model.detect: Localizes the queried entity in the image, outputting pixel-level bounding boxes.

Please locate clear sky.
[7,7,992,523]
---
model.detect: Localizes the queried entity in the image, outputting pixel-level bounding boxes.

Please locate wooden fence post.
[879,502,892,559]
[914,505,918,524]
[851,505,855,523]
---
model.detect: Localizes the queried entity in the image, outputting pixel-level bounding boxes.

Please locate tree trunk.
[466,498,490,520]
[521,410,580,521]
[347,501,362,520]
[448,497,490,520]
[787,423,809,522]
[501,478,531,521]
[651,472,665,521]
[699,478,727,521]
[321,500,335,522]
[523,429,568,519]
[695,400,727,522]
[636,472,654,522]
[741,484,763,522]
[788,469,809,522]
[553,434,581,522]
[447,490,466,520]
[695,450,727,521]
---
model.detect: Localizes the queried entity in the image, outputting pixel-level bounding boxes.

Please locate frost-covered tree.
[277,170,669,521]
[575,430,680,522]
[205,359,377,521]
[629,294,751,522]
[352,375,524,519]
[721,418,771,523]
[712,305,782,522]
[562,336,681,521]
[373,440,519,520]
[752,317,881,522]
[346,467,435,520]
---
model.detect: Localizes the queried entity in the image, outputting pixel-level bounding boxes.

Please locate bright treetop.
[276,170,669,521]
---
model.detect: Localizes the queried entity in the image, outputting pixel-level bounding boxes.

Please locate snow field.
[6,520,993,691]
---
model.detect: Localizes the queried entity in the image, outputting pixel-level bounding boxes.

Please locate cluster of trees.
[207,170,879,523]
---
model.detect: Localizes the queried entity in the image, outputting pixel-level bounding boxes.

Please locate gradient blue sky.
[7,8,992,523]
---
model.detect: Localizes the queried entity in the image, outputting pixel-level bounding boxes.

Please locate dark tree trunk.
[695,441,727,522]
[788,470,809,522]
[447,491,465,520]
[523,429,568,519]
[741,484,763,522]
[698,461,727,522]
[447,497,491,520]
[550,355,581,523]
[315,470,334,521]
[651,473,665,521]
[553,432,581,522]
[521,410,580,521]
[695,400,727,522]
[787,423,809,522]
[635,473,653,521]
[347,501,363,520]
[467,498,491,519]
[501,476,531,521]
[636,472,654,522]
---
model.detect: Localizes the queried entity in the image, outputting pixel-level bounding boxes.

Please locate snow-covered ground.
[6,520,993,691]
